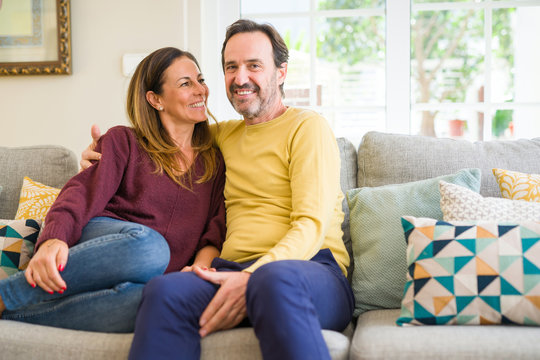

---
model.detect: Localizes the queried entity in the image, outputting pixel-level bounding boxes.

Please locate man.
[82,19,353,360]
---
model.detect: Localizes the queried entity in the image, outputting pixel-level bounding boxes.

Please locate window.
[410,1,540,141]
[211,0,540,144]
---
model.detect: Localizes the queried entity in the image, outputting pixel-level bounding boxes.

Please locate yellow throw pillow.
[15,177,61,221]
[492,168,540,202]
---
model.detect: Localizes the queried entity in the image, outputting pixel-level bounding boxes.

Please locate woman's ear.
[146,91,163,111]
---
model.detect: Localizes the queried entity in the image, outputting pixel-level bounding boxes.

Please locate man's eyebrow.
[224,58,262,66]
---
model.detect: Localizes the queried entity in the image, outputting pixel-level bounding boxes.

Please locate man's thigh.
[246,249,354,331]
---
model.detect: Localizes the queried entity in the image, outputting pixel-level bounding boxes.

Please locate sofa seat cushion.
[0,320,352,360]
[350,309,540,360]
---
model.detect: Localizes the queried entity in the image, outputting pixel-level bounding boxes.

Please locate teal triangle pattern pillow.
[397,216,540,326]
[0,219,41,279]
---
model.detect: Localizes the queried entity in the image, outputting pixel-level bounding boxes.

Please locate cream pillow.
[15,177,61,221]
[440,180,540,222]
[492,168,540,202]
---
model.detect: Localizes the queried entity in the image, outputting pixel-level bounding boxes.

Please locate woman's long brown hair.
[126,47,218,189]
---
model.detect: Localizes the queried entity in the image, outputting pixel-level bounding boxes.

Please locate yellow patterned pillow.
[15,177,61,221]
[492,168,540,202]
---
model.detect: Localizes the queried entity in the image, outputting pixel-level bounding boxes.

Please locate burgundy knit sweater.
[37,126,226,273]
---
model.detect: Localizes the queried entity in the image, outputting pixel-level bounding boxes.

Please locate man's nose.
[234,66,249,86]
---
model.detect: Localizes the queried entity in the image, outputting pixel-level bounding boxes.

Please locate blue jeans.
[0,217,170,333]
[129,249,354,360]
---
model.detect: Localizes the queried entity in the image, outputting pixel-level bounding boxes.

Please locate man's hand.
[25,239,69,294]
[193,268,250,337]
[79,124,102,171]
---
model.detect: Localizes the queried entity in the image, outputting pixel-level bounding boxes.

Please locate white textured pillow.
[440,180,540,221]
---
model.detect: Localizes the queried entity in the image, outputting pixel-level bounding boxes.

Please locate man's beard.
[228,79,279,120]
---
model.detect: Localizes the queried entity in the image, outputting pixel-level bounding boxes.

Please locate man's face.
[223,31,286,122]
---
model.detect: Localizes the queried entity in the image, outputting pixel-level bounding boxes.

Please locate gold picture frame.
[0,0,71,75]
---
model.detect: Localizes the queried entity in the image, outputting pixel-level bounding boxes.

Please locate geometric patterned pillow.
[397,216,540,326]
[14,177,61,221]
[0,219,42,279]
[493,168,540,202]
[440,181,540,222]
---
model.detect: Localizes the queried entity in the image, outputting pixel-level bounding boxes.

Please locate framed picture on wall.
[0,0,71,75]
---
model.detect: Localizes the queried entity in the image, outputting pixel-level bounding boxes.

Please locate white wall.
[0,0,185,160]
[514,7,540,139]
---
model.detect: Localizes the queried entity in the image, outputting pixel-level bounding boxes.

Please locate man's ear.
[277,62,287,86]
[146,91,162,110]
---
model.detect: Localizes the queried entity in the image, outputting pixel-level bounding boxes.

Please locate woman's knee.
[123,225,170,273]
[134,226,170,260]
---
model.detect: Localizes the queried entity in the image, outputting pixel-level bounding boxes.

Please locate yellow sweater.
[213,107,349,275]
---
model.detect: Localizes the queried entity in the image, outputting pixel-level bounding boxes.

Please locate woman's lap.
[0,217,170,332]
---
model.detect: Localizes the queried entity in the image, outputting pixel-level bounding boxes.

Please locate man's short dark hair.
[221,19,289,96]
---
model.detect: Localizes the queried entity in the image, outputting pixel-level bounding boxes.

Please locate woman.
[0,47,226,332]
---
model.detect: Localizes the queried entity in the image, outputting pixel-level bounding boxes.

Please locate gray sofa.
[1,131,540,360]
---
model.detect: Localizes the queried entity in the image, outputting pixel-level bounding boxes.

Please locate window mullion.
[483,3,493,140]
[386,0,411,134]
[309,0,318,108]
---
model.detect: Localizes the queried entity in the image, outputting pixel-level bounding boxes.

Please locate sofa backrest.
[357,131,540,197]
[0,146,78,219]
[336,137,358,279]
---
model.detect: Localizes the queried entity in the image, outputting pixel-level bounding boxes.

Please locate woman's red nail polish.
[59,290,64,294]
[48,291,53,295]
[58,264,64,272]
[31,283,36,288]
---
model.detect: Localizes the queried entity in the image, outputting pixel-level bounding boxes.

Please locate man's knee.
[142,273,214,314]
[247,261,303,302]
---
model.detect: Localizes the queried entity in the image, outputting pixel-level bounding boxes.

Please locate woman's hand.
[180,245,219,273]
[181,264,216,273]
[80,124,103,171]
[25,239,68,294]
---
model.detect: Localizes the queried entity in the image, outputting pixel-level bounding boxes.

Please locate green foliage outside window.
[315,0,515,137]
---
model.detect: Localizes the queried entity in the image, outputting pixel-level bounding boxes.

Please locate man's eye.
[199,78,206,84]
[180,82,189,87]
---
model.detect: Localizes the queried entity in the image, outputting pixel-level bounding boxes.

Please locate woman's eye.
[180,82,189,87]
[199,78,206,84]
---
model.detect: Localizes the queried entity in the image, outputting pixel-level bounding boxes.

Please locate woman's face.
[156,57,209,125]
